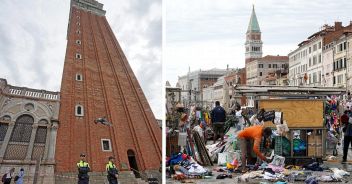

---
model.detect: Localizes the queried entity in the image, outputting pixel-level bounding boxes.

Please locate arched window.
[4,115,34,160]
[76,40,81,45]
[0,123,8,141]
[76,53,82,59]
[75,105,84,116]
[10,115,34,142]
[76,74,83,81]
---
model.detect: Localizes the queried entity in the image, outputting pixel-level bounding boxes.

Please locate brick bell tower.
[56,0,161,180]
[245,5,262,64]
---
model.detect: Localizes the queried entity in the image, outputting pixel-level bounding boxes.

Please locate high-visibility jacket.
[106,161,118,180]
[77,160,90,179]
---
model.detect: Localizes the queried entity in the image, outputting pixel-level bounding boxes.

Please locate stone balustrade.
[6,87,60,101]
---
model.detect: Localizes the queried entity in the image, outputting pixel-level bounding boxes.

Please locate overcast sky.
[0,0,162,118]
[165,0,352,86]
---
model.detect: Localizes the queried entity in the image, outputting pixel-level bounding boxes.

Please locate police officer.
[77,153,90,184]
[106,156,119,184]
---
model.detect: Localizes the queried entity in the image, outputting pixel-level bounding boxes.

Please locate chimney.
[335,22,342,31]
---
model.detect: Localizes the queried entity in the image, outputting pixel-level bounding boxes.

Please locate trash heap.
[166,97,352,183]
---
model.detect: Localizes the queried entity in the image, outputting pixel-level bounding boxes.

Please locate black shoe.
[342,159,347,164]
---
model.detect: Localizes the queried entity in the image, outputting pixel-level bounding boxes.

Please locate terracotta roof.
[258,55,289,62]
[323,23,352,45]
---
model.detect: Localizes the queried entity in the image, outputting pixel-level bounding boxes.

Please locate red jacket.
[341,114,349,126]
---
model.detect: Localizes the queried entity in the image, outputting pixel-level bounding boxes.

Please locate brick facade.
[55,0,161,175]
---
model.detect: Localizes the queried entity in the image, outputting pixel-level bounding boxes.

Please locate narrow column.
[25,124,39,160]
[47,121,59,162]
[0,121,15,161]
[43,124,51,161]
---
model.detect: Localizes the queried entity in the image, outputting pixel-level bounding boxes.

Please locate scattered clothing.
[267,164,284,173]
[304,162,323,171]
[305,176,318,184]
[216,174,232,179]
[270,155,285,167]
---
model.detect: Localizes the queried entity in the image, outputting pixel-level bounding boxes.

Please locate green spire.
[247,5,260,33]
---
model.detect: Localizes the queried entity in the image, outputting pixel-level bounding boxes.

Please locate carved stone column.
[25,123,39,160]
[43,124,51,161]
[47,120,59,162]
[0,121,15,161]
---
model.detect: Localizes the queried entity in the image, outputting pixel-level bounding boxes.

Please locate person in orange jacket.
[237,125,272,172]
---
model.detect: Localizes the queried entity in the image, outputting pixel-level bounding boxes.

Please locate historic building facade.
[0,79,60,183]
[177,68,228,106]
[245,6,263,65]
[246,55,288,85]
[289,22,352,89]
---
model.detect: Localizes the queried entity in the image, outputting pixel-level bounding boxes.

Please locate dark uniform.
[106,161,118,184]
[77,160,90,184]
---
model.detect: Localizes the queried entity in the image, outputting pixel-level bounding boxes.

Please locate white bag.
[217,152,237,166]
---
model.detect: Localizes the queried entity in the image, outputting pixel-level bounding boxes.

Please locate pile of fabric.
[166,153,212,180]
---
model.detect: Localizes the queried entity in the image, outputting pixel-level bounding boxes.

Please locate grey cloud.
[0,0,162,118]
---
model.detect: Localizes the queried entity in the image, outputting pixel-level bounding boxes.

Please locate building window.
[76,53,82,59]
[309,58,311,66]
[318,42,321,49]
[10,115,34,143]
[77,22,80,26]
[337,75,343,84]
[313,56,317,65]
[259,72,262,76]
[77,16,80,19]
[0,123,9,141]
[76,30,80,34]
[318,54,321,63]
[273,64,277,68]
[313,44,317,51]
[4,115,34,160]
[258,64,264,68]
[75,105,84,116]
[333,76,336,84]
[101,139,112,151]
[34,127,47,144]
[76,40,81,45]
[76,74,83,81]
[309,47,311,53]
[344,58,347,68]
[268,64,272,68]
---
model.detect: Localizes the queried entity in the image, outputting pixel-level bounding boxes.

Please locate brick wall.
[56,6,161,173]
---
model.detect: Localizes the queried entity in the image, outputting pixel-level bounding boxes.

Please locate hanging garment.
[178,132,188,147]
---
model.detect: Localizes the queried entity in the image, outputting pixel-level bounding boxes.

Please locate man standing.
[342,110,352,163]
[2,168,14,184]
[106,156,119,184]
[211,101,226,143]
[77,153,90,184]
[237,125,272,172]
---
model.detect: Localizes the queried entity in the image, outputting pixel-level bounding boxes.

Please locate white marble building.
[0,78,59,183]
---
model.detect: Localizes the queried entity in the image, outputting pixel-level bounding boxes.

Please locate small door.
[127,150,140,178]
